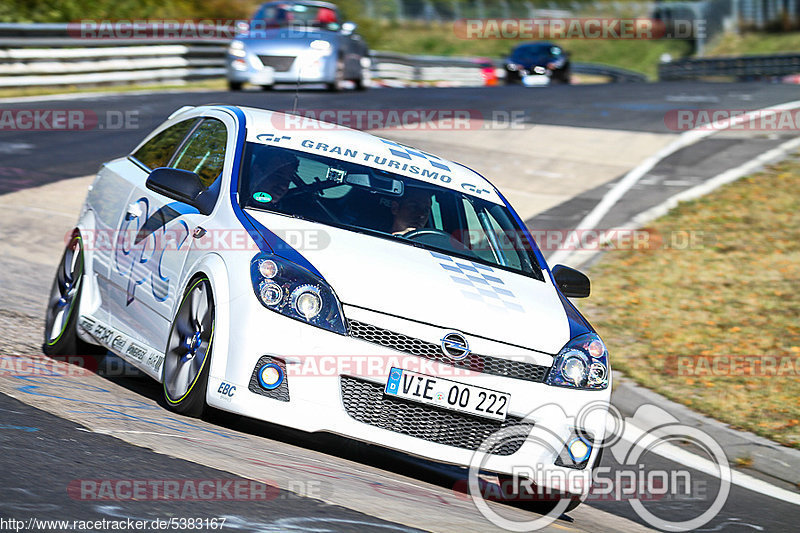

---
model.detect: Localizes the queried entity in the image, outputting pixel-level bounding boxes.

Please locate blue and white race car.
[44,104,610,507]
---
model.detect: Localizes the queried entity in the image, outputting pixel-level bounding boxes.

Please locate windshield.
[239,143,542,278]
[253,3,340,31]
[511,44,561,63]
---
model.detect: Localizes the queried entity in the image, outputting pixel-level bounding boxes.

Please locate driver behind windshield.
[391,188,432,235]
[250,149,299,205]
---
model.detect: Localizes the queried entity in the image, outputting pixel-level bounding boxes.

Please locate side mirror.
[552,264,590,298]
[341,21,357,35]
[145,167,214,215]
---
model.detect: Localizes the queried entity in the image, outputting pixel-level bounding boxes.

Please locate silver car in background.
[226,1,370,91]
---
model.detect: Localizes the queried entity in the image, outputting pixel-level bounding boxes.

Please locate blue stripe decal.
[490,177,592,336]
[492,186,548,274]
[556,288,594,338]
[220,105,324,279]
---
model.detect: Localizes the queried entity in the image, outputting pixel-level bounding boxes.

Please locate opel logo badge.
[441,332,470,361]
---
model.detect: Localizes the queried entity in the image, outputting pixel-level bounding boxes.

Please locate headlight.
[228,40,246,58]
[250,253,346,335]
[309,39,332,53]
[546,333,609,390]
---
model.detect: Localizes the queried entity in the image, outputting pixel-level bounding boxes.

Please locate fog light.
[258,363,284,390]
[567,437,591,463]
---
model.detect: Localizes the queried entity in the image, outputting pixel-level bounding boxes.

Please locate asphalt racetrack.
[1,82,799,532]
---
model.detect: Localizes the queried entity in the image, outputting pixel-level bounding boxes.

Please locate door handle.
[125,202,142,220]
[193,226,207,239]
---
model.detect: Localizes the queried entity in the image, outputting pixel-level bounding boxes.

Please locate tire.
[228,80,243,91]
[162,277,215,417]
[327,59,345,92]
[354,59,370,91]
[260,84,274,91]
[43,233,105,358]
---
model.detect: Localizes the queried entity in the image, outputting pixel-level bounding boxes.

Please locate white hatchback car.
[44,104,610,507]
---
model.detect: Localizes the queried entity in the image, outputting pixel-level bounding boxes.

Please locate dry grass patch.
[579,155,800,448]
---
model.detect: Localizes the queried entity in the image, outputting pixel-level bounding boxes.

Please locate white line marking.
[547,99,800,266]
[560,135,800,267]
[623,421,800,506]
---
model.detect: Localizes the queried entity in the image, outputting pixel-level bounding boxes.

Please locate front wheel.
[163,277,215,417]
[327,59,345,92]
[43,234,104,357]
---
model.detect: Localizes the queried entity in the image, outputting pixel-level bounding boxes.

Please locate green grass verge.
[365,21,691,79]
[706,31,800,56]
[578,155,800,449]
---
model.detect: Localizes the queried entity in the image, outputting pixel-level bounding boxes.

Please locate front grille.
[348,320,550,383]
[258,55,296,72]
[340,376,532,455]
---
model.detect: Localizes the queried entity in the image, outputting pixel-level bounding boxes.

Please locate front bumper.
[207,301,610,496]
[226,51,335,85]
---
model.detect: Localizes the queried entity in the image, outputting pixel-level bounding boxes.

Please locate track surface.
[2,82,800,532]
[1,82,799,193]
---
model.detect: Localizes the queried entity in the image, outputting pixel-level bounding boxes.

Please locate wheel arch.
[165,253,231,387]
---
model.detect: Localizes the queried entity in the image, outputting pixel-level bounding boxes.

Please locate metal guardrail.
[659,53,800,80]
[0,23,647,88]
[571,62,648,83]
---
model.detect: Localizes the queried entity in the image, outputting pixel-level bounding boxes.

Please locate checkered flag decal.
[430,251,524,313]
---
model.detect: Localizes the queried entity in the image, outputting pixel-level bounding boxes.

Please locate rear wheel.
[163,277,215,417]
[43,234,104,358]
[228,80,243,91]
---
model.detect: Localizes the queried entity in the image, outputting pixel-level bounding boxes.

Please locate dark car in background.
[504,42,570,85]
[226,1,370,91]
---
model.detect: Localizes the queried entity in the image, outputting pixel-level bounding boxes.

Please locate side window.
[132,119,198,170]
[171,118,228,188]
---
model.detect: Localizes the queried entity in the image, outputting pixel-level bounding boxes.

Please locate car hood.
[247,210,571,354]
[237,29,336,52]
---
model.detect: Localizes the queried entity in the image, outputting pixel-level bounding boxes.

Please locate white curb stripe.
[548,99,800,267]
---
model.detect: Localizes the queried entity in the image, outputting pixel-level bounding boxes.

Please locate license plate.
[384,368,510,421]
[522,74,550,86]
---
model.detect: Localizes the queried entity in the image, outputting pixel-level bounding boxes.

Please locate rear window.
[253,3,340,30]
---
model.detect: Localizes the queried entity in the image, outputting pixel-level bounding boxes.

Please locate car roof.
[258,1,339,9]
[514,42,557,50]
[219,105,504,205]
